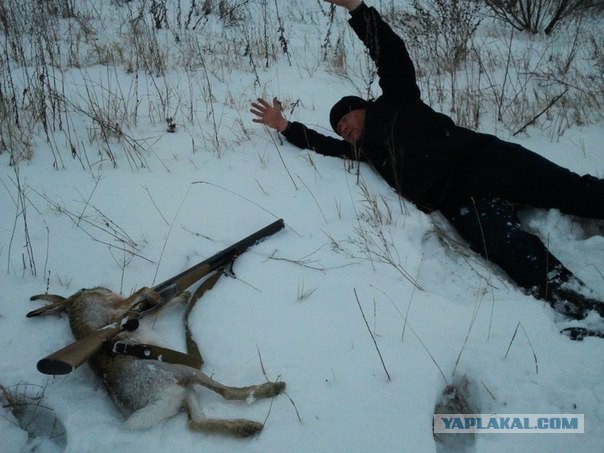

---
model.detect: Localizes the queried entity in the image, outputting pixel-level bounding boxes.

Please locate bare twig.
[256,345,302,424]
[152,185,191,285]
[354,288,391,381]
[376,286,448,384]
[297,176,326,223]
[513,88,569,136]
[504,321,539,374]
[452,284,487,376]
[267,127,298,190]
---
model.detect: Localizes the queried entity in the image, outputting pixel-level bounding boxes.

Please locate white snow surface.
[1,1,604,452]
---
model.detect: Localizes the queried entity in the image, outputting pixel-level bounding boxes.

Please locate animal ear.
[27,294,68,318]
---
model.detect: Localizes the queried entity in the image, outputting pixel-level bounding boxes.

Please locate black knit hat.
[329,96,368,132]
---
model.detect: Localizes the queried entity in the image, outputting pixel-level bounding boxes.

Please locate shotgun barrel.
[153,218,285,301]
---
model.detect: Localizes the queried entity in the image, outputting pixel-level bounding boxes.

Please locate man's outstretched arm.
[345,3,421,102]
[251,97,355,159]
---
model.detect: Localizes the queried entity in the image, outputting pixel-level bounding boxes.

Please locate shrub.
[394,0,483,72]
[485,0,604,34]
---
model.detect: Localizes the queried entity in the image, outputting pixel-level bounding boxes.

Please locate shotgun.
[35,219,285,375]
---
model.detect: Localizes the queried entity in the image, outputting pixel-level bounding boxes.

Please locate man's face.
[336,109,366,144]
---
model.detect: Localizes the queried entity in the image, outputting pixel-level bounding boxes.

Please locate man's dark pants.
[438,138,604,318]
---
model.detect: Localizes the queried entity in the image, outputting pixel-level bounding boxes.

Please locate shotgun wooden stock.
[37,322,124,375]
[35,219,285,375]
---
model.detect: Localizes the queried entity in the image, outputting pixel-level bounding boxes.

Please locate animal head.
[28,288,134,338]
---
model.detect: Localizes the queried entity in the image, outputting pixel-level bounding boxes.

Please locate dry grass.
[0,0,602,168]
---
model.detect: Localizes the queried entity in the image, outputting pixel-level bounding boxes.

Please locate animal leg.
[124,385,185,430]
[120,287,162,313]
[186,370,285,401]
[183,400,263,438]
[188,418,264,437]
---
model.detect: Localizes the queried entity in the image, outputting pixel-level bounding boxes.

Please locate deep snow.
[1,1,604,452]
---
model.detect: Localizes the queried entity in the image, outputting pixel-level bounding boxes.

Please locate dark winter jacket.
[282,3,495,212]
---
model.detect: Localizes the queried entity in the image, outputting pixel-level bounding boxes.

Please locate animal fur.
[30,287,285,437]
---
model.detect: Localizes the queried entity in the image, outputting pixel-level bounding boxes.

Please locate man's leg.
[453,139,604,219]
[440,197,604,319]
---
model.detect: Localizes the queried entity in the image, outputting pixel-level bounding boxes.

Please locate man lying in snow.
[251,0,604,321]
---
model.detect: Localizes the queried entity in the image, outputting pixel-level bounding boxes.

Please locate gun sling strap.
[103,340,203,369]
[102,268,228,370]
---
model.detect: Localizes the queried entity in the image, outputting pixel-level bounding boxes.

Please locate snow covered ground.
[1,1,603,452]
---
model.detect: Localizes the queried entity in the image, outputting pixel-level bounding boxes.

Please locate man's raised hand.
[323,0,362,11]
[250,97,289,132]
